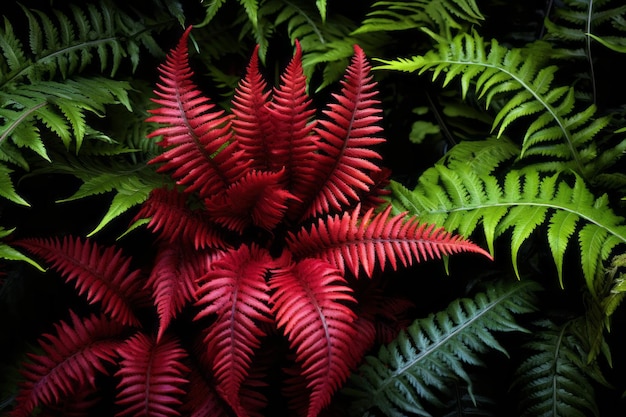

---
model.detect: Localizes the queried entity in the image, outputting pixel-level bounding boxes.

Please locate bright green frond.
[353,0,484,36]
[376,29,608,175]
[344,280,538,417]
[390,160,626,290]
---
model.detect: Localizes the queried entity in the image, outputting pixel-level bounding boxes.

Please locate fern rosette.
[10,26,490,417]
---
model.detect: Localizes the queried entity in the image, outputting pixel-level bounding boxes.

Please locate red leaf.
[195,245,273,415]
[115,333,190,417]
[11,312,123,417]
[204,169,295,233]
[303,45,385,219]
[16,236,146,326]
[136,187,229,249]
[147,26,245,199]
[288,205,493,278]
[266,41,320,217]
[232,45,274,171]
[146,243,203,342]
[269,258,358,417]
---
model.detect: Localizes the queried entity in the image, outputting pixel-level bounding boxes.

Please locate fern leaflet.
[376,29,611,175]
[343,280,538,417]
[390,163,626,291]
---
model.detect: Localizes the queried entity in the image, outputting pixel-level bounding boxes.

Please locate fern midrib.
[0,101,47,144]
[414,198,626,245]
[1,37,119,89]
[428,57,584,173]
[376,285,519,397]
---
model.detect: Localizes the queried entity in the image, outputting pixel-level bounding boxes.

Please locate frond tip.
[288,205,492,278]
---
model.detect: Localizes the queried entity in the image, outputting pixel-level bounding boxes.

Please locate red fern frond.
[15,236,146,326]
[195,245,273,415]
[302,45,385,219]
[136,187,229,249]
[115,333,190,417]
[204,169,295,233]
[288,205,493,278]
[266,41,320,213]
[183,368,231,417]
[147,26,245,199]
[146,243,202,342]
[269,258,358,417]
[232,45,274,170]
[11,312,123,417]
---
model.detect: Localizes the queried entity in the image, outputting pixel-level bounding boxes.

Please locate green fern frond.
[513,319,605,417]
[390,162,626,290]
[0,1,165,85]
[0,227,44,271]
[376,29,611,175]
[353,0,484,36]
[344,280,539,417]
[0,76,131,154]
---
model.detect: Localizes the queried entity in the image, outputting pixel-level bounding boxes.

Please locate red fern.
[146,243,202,341]
[288,204,492,278]
[11,312,123,417]
[269,258,358,417]
[12,26,493,417]
[147,26,245,199]
[195,245,273,415]
[15,237,147,326]
[115,333,190,417]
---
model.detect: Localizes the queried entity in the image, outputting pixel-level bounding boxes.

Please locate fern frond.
[136,187,229,250]
[147,26,243,199]
[15,236,147,327]
[269,258,358,417]
[195,245,273,415]
[147,243,201,342]
[0,76,131,154]
[11,311,123,417]
[0,0,163,84]
[390,157,626,290]
[288,205,491,279]
[115,333,190,417]
[353,0,484,36]
[344,280,538,417]
[302,44,385,219]
[513,319,602,417]
[0,227,44,270]
[376,29,611,174]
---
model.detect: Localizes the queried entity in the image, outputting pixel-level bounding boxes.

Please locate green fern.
[343,280,539,417]
[513,319,607,417]
[390,159,626,291]
[353,0,484,37]
[0,227,44,271]
[376,29,611,175]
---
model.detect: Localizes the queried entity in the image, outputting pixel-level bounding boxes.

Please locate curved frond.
[390,163,626,290]
[205,169,295,233]
[195,245,273,415]
[15,236,146,327]
[0,76,131,153]
[11,311,123,417]
[115,333,190,417]
[376,29,611,174]
[269,258,358,417]
[354,0,484,35]
[288,204,491,279]
[303,45,385,219]
[265,40,319,215]
[135,187,229,250]
[147,243,202,342]
[147,26,243,199]
[513,319,603,417]
[344,280,539,417]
